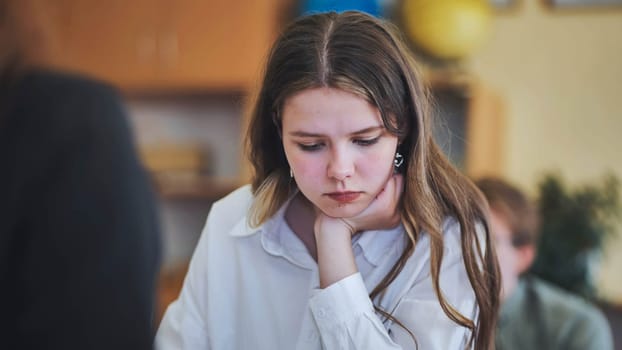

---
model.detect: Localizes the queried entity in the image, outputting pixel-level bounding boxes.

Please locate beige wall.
[466,1,622,301]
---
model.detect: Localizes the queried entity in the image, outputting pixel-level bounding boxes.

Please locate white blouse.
[156,185,479,349]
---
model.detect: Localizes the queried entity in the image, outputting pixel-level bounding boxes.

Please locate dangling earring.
[289,168,294,178]
[394,152,404,169]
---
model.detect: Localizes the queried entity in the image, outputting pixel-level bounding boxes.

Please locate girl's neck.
[284,193,318,261]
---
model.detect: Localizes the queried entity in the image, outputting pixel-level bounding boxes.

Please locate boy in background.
[476,177,613,350]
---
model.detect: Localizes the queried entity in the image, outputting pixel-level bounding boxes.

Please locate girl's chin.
[317,201,369,219]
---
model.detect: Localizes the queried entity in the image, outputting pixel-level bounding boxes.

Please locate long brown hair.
[246,11,500,349]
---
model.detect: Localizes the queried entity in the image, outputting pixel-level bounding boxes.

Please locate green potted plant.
[530,173,621,300]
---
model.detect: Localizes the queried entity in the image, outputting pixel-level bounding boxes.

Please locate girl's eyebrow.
[288,126,384,138]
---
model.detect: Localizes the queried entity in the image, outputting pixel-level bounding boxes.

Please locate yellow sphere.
[402,0,492,60]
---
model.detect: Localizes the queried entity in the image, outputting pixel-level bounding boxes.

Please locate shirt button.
[317,308,327,318]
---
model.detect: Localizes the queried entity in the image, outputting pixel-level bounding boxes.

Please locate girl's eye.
[297,143,324,152]
[354,137,380,146]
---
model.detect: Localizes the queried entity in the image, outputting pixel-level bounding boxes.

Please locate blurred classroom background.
[7,0,622,341]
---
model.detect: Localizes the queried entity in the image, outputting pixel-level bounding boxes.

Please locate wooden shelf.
[152,173,241,200]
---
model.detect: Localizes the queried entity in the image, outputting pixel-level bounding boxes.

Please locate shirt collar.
[227,190,317,269]
[228,189,298,238]
[227,190,405,268]
[228,218,260,237]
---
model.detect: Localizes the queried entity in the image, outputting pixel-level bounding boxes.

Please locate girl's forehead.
[282,87,375,115]
[281,87,383,132]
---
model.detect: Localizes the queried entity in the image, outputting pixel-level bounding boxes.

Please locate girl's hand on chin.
[314,174,404,237]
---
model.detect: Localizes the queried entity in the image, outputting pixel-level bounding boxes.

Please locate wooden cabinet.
[34,0,285,92]
[157,1,280,90]
[464,83,505,178]
[50,0,159,89]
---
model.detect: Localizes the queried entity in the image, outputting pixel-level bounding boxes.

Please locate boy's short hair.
[476,177,539,247]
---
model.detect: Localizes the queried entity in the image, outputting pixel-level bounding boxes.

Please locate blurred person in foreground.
[0,2,161,349]
[476,177,613,350]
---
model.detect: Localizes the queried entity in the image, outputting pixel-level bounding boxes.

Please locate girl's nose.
[327,149,353,181]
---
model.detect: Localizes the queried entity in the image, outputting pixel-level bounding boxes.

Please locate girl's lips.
[326,192,361,203]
